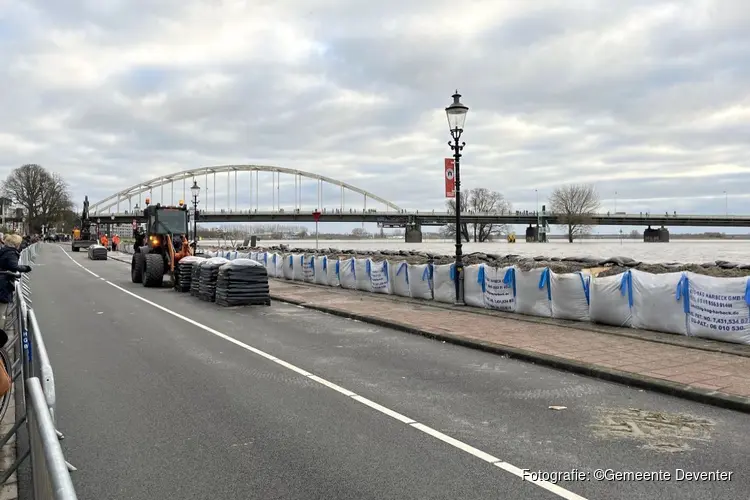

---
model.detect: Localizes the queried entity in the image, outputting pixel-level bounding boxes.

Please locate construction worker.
[73,227,81,240]
[112,234,120,251]
[134,227,145,249]
[100,234,108,248]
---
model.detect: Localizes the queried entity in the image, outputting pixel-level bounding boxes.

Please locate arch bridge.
[89,165,402,215]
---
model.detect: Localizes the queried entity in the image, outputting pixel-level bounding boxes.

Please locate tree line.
[442,183,601,243]
[1,164,75,234]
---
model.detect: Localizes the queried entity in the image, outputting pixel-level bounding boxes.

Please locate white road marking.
[409,423,501,464]
[57,246,588,500]
[307,375,357,397]
[352,396,415,424]
[496,462,588,500]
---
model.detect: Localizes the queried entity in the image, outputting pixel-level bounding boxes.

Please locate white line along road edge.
[59,246,588,500]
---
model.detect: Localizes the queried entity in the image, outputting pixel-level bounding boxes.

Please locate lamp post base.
[454,262,465,305]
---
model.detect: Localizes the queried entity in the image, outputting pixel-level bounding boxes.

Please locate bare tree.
[2,164,73,233]
[351,227,369,239]
[548,184,600,242]
[444,188,512,242]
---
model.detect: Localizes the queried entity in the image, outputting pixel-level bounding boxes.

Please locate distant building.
[109,224,133,238]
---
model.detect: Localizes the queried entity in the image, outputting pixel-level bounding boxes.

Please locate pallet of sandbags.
[175,256,205,292]
[197,258,229,302]
[87,244,108,261]
[215,259,271,307]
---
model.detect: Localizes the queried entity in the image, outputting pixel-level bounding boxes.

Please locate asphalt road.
[29,245,748,499]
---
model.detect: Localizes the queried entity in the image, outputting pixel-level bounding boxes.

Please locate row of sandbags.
[177,255,271,306]
[205,251,749,346]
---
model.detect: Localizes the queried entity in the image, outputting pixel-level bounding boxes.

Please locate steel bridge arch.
[90,164,402,213]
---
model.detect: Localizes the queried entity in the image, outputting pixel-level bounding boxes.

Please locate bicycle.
[0,270,26,424]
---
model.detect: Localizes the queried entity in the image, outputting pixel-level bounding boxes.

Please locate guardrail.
[0,243,78,499]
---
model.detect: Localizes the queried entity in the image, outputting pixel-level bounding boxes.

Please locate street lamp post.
[535,189,539,241]
[445,91,469,304]
[191,180,201,252]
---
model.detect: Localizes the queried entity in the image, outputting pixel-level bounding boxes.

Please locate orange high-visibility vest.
[101,235,108,246]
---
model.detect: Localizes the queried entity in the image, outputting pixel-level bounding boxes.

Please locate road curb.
[271,294,750,415]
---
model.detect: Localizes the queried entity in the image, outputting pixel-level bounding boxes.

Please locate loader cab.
[143,203,189,248]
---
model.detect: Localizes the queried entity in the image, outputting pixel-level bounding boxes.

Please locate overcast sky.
[1,0,748,225]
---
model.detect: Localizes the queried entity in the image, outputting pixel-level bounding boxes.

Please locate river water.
[201,238,745,264]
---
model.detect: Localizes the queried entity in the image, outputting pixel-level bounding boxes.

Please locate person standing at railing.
[0,234,32,345]
[112,234,120,251]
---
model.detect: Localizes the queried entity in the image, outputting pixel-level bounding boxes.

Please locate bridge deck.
[83,210,750,227]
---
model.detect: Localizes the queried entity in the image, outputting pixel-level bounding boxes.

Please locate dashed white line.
[58,246,588,500]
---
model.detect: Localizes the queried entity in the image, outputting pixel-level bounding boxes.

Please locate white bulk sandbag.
[339,258,357,290]
[266,253,279,278]
[589,271,633,327]
[282,254,294,280]
[391,261,410,297]
[327,259,341,287]
[464,264,485,308]
[292,254,306,281]
[302,255,315,282]
[551,271,591,322]
[433,264,456,303]
[354,258,373,292]
[274,253,284,278]
[485,266,517,312]
[631,270,688,335]
[369,260,392,294]
[515,268,552,318]
[408,264,433,300]
[686,273,750,345]
[313,256,329,285]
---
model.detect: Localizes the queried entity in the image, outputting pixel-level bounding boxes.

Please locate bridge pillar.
[644,226,670,242]
[405,218,422,243]
[525,225,539,242]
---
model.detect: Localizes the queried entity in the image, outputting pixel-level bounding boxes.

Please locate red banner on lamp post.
[312,210,321,249]
[444,158,455,198]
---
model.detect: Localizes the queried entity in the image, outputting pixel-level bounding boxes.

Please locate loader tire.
[131,253,145,283]
[143,253,165,288]
[72,246,80,252]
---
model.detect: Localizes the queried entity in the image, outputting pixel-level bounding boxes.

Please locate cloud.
[1,0,749,232]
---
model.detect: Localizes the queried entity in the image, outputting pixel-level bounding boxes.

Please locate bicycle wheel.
[0,349,12,424]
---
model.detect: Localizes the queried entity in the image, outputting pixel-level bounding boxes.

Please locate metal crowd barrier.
[0,243,78,499]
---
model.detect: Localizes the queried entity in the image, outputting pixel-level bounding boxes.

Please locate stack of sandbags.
[215,259,271,307]
[190,261,202,296]
[175,256,205,292]
[87,244,108,261]
[198,257,229,302]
